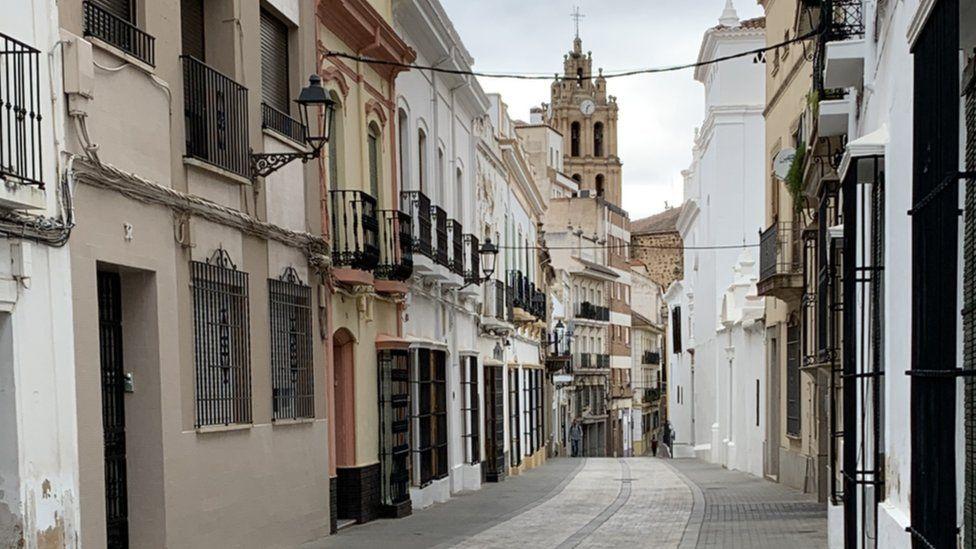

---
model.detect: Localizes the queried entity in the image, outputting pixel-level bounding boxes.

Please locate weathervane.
[571,5,585,39]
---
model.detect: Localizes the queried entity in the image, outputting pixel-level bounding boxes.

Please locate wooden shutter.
[181,0,205,60]
[260,9,290,112]
[93,0,132,22]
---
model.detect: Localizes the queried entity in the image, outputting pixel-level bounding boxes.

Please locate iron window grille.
[535,370,544,454]
[523,369,532,456]
[192,249,252,427]
[0,32,43,188]
[83,0,156,67]
[400,190,432,258]
[463,234,481,285]
[484,365,506,481]
[330,189,380,271]
[182,56,250,178]
[269,267,314,421]
[461,355,480,465]
[433,351,448,480]
[432,205,449,267]
[411,349,448,486]
[786,319,801,437]
[379,349,411,507]
[261,103,306,146]
[376,209,413,281]
[509,368,521,468]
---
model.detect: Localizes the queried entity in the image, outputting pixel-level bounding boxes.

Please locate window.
[672,306,682,353]
[461,355,480,465]
[509,368,521,467]
[523,369,531,456]
[191,250,252,427]
[0,32,44,187]
[534,370,544,453]
[259,9,290,113]
[181,0,205,60]
[412,348,448,486]
[572,173,582,184]
[327,93,342,190]
[368,122,381,201]
[437,148,445,204]
[594,122,604,157]
[786,320,800,437]
[571,122,581,157]
[418,129,427,192]
[269,270,313,420]
[596,174,605,197]
[456,167,464,220]
[398,109,409,189]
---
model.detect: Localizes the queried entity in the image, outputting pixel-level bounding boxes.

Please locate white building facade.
[393,0,490,507]
[664,4,766,471]
[0,2,80,546]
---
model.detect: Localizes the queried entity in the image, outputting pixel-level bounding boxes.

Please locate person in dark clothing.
[651,434,658,457]
[570,419,583,457]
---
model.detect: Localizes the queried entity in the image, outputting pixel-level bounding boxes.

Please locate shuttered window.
[181,0,205,60]
[93,0,132,22]
[260,9,290,113]
[368,125,380,200]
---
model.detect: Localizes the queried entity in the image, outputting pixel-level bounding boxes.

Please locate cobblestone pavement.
[306,457,827,549]
[666,459,827,548]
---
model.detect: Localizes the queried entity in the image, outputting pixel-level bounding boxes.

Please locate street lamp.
[251,74,337,179]
[460,237,499,289]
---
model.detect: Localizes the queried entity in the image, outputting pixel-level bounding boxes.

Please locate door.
[98,271,129,548]
[483,365,505,481]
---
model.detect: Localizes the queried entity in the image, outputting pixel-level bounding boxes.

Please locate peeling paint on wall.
[0,501,25,548]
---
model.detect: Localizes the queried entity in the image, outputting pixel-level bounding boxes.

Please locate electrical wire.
[497,243,758,251]
[323,27,821,80]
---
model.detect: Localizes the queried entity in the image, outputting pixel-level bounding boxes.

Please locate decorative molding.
[906,0,937,48]
[364,99,388,127]
[320,65,350,99]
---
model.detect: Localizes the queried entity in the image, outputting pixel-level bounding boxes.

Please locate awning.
[839,124,888,182]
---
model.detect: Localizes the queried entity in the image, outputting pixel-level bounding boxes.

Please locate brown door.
[333,330,356,467]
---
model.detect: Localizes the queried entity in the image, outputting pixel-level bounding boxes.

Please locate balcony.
[462,234,481,285]
[400,191,432,259]
[576,301,609,322]
[83,0,156,67]
[641,350,661,365]
[643,388,661,404]
[375,209,412,281]
[530,288,547,320]
[0,32,46,210]
[432,205,449,268]
[757,222,804,302]
[575,353,610,370]
[821,0,865,90]
[261,103,306,146]
[330,190,379,272]
[449,219,464,276]
[182,56,250,178]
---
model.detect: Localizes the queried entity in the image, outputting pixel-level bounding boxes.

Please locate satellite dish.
[772,148,796,181]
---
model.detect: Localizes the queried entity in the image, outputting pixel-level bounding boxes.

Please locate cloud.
[440,0,764,219]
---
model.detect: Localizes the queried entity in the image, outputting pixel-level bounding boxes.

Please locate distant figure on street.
[651,434,658,457]
[570,419,583,457]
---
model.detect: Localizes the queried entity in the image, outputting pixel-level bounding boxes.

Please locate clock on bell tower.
[544,36,623,206]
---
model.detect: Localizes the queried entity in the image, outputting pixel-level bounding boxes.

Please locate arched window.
[593,122,604,157]
[437,148,445,204]
[398,109,409,190]
[367,122,381,201]
[455,167,463,220]
[418,129,427,192]
[596,174,605,197]
[327,92,343,190]
[576,67,583,86]
[571,122,580,157]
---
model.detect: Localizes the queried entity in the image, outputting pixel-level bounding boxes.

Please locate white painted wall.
[0,1,80,546]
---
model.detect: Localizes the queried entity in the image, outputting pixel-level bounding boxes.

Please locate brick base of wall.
[377,499,412,519]
[336,464,381,524]
[329,476,338,534]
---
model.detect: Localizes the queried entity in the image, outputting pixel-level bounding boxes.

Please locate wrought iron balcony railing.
[826,0,864,42]
[432,205,449,267]
[759,222,804,282]
[182,56,250,178]
[596,354,610,368]
[644,388,661,403]
[83,0,156,66]
[0,33,43,188]
[400,191,432,258]
[330,190,379,271]
[530,288,546,320]
[463,234,481,285]
[576,301,609,321]
[575,353,610,370]
[261,102,306,145]
[375,209,413,281]
[642,350,661,365]
[449,219,464,275]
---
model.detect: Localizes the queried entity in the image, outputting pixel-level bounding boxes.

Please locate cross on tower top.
[570,6,585,39]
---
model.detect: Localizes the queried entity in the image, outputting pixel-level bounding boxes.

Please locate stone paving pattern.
[306,457,827,549]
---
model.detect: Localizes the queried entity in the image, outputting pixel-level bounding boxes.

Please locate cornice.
[906,0,937,48]
[317,0,416,79]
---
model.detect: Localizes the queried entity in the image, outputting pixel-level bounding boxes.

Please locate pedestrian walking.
[651,434,658,457]
[570,419,583,457]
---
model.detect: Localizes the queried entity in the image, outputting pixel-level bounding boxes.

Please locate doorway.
[333,329,356,521]
[483,365,505,481]
[97,271,129,548]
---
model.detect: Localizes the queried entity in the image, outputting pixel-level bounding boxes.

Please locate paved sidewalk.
[305,457,827,549]
[667,459,827,548]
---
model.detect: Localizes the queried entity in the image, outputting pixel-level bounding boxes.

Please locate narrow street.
[307,458,826,549]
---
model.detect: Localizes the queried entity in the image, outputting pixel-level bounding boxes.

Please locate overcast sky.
[440,0,764,221]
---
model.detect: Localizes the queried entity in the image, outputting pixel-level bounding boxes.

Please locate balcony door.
[180,0,205,60]
[483,365,505,481]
